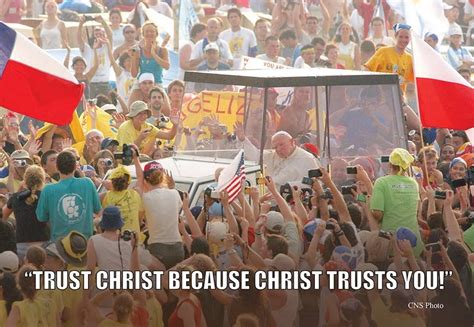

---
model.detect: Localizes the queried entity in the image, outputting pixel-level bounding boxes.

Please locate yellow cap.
[108,165,131,183]
[389,148,414,171]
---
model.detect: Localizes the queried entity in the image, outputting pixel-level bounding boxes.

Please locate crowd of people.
[0,0,474,326]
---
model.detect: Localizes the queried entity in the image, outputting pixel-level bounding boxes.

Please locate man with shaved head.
[234,125,321,186]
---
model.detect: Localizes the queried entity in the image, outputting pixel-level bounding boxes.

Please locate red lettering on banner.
[186,97,201,114]
[201,92,212,113]
[216,93,226,114]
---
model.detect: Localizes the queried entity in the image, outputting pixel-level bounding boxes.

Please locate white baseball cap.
[204,42,220,53]
[266,253,295,270]
[0,251,19,273]
[265,211,284,233]
[138,73,155,84]
[206,221,229,243]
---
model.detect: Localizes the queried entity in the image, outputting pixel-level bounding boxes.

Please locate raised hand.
[233,121,245,142]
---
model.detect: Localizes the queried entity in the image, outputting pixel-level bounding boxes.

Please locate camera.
[346,166,357,174]
[381,156,390,163]
[320,189,333,200]
[177,190,184,201]
[302,176,313,186]
[434,190,446,200]
[121,229,136,242]
[104,158,113,167]
[157,116,170,129]
[452,179,467,188]
[122,144,134,166]
[280,183,293,202]
[341,184,357,195]
[13,159,27,168]
[378,230,392,240]
[425,242,441,252]
[205,186,221,200]
[83,15,95,22]
[308,169,322,178]
[326,222,335,230]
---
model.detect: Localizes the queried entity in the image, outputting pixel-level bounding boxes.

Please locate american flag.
[217,150,246,203]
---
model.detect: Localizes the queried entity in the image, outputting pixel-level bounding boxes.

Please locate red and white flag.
[0,22,83,125]
[217,150,246,203]
[412,32,474,130]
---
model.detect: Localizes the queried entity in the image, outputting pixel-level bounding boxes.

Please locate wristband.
[255,231,262,236]
[335,231,344,237]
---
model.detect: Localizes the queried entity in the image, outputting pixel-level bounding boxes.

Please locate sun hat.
[55,231,88,267]
[127,101,151,118]
[99,206,124,231]
[11,150,33,164]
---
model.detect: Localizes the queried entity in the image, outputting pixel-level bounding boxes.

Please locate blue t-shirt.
[139,49,164,85]
[36,177,101,240]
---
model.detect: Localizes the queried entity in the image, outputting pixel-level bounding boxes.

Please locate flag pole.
[409,30,429,183]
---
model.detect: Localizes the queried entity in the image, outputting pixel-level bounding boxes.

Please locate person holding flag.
[364,23,414,95]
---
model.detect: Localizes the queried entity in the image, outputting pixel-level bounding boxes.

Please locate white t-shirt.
[178,40,194,81]
[149,2,173,18]
[293,56,313,69]
[116,70,135,111]
[112,26,125,49]
[256,54,287,64]
[143,188,182,244]
[82,44,111,83]
[90,234,132,271]
[219,27,257,57]
[191,38,233,62]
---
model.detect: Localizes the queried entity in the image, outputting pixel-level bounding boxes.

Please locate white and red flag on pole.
[217,150,246,203]
[0,22,83,125]
[412,32,474,130]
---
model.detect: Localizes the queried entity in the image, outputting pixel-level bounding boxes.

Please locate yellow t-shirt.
[0,300,7,326]
[102,189,143,235]
[117,120,158,152]
[38,289,64,322]
[364,46,414,94]
[62,266,85,327]
[13,297,58,326]
[0,176,21,193]
[146,296,164,327]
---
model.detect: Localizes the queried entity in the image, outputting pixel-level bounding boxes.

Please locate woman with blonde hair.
[33,0,68,49]
[2,165,48,260]
[130,21,170,86]
[333,21,361,70]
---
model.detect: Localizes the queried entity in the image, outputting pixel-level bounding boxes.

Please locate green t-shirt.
[370,174,423,255]
[463,226,474,252]
[36,177,101,240]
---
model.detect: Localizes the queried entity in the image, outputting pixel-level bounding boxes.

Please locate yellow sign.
[180,91,246,131]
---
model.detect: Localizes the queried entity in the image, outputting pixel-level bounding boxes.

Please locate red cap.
[144,161,163,173]
[302,143,319,156]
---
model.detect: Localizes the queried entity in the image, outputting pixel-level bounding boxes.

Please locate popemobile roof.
[184,68,399,88]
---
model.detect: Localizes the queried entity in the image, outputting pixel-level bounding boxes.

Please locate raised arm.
[220,190,239,235]
[320,168,352,224]
[133,150,144,196]
[182,192,203,237]
[77,16,86,52]
[85,42,100,82]
[264,176,293,222]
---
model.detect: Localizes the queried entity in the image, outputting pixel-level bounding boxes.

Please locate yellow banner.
[79,108,117,139]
